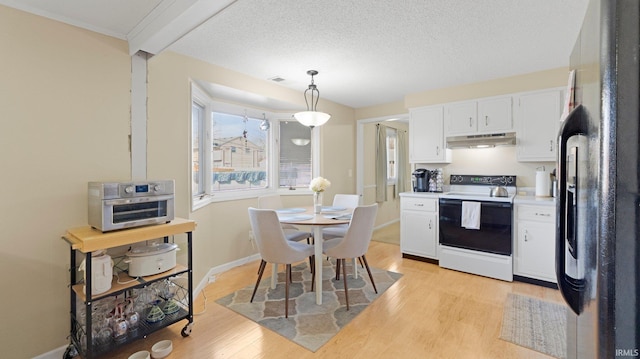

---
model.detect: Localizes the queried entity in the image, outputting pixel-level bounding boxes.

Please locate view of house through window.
[191,84,317,207]
[211,112,267,191]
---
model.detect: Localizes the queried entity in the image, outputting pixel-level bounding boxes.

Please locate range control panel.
[449,175,516,186]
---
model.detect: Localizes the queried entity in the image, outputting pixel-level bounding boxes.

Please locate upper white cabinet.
[446,101,477,135]
[446,96,513,135]
[515,88,563,162]
[409,105,452,163]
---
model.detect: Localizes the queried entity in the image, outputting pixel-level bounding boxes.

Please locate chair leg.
[310,255,316,292]
[251,260,267,302]
[358,257,365,268]
[341,258,349,310]
[361,255,377,294]
[285,264,291,318]
[335,258,341,280]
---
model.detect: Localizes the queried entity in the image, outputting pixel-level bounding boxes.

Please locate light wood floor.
[107,227,564,359]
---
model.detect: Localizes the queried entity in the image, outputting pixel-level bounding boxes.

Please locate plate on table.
[275,207,306,214]
[320,206,347,213]
[278,214,314,222]
[323,213,352,220]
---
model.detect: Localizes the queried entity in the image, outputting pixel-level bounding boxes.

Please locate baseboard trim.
[513,275,558,289]
[402,253,439,265]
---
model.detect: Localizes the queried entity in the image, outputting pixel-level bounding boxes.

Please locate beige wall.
[0,6,131,358]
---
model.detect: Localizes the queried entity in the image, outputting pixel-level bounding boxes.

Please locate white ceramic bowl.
[128,351,150,359]
[151,340,173,359]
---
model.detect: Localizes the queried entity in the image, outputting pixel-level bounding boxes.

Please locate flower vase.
[313,192,323,214]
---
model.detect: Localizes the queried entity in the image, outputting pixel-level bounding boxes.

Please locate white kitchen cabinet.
[446,96,512,136]
[409,105,451,163]
[515,88,563,161]
[400,195,438,260]
[477,96,513,133]
[514,204,556,283]
[445,101,477,135]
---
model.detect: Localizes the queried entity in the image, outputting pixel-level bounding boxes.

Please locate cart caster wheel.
[181,323,193,337]
[63,344,78,359]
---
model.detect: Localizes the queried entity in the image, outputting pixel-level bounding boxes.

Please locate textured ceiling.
[169,0,588,108]
[1,0,589,109]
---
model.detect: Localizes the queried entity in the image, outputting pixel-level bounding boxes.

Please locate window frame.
[190,83,319,211]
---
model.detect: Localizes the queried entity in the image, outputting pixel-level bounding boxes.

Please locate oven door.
[438,198,512,255]
[100,194,175,231]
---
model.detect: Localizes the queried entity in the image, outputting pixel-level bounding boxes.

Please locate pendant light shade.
[294,70,331,128]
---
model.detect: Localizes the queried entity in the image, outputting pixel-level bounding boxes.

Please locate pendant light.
[294,70,331,128]
[259,113,270,131]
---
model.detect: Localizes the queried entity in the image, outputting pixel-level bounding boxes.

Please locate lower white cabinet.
[400,195,438,260]
[514,203,556,283]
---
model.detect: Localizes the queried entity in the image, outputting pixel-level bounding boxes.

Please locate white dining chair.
[248,208,315,318]
[322,203,378,310]
[322,194,360,240]
[258,194,312,243]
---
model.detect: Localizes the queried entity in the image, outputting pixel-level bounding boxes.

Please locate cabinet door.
[478,96,512,133]
[401,211,437,258]
[409,106,449,163]
[516,89,562,161]
[515,220,556,282]
[445,101,477,135]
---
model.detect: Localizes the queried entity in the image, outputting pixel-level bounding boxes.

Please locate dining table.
[277,206,352,305]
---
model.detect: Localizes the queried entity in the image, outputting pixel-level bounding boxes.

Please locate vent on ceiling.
[269,76,285,82]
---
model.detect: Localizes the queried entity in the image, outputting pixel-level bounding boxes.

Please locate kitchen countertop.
[514,195,556,206]
[400,191,442,198]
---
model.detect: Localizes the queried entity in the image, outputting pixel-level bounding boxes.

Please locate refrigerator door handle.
[556,104,587,315]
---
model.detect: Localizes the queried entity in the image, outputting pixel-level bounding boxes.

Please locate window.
[279,121,312,189]
[191,84,318,209]
[386,127,397,184]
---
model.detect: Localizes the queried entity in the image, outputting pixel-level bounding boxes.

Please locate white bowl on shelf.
[128,351,150,359]
[151,340,173,358]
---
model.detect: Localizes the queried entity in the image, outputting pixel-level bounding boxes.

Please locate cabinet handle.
[469,117,473,127]
[428,220,432,229]
[436,146,440,155]
[524,230,529,242]
[485,115,489,126]
[549,140,553,152]
[535,212,551,217]
[414,203,424,207]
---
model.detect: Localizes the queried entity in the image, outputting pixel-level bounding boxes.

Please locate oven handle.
[104,194,175,206]
[438,198,512,208]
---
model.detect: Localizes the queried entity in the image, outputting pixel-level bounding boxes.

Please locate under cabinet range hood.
[446,132,516,148]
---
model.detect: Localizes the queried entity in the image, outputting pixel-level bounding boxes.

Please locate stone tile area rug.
[500,293,567,359]
[215,260,402,352]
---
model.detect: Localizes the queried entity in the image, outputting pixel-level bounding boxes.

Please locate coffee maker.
[413,168,429,192]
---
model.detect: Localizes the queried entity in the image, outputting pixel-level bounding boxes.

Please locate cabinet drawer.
[402,197,437,211]
[517,205,554,222]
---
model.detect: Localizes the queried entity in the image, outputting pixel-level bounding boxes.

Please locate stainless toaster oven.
[88,180,175,232]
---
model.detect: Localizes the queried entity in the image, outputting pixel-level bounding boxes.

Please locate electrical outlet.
[248,230,254,242]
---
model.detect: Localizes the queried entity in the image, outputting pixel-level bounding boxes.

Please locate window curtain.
[395,130,408,197]
[375,124,387,202]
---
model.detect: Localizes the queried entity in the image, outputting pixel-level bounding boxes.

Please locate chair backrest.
[248,207,300,263]
[333,194,359,208]
[327,204,378,258]
[258,194,284,209]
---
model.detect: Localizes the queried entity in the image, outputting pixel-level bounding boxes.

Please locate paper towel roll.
[535,171,551,197]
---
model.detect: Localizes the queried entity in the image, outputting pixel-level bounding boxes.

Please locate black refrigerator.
[556,0,639,358]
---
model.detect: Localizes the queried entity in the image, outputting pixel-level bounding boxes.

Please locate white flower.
[309,176,331,192]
